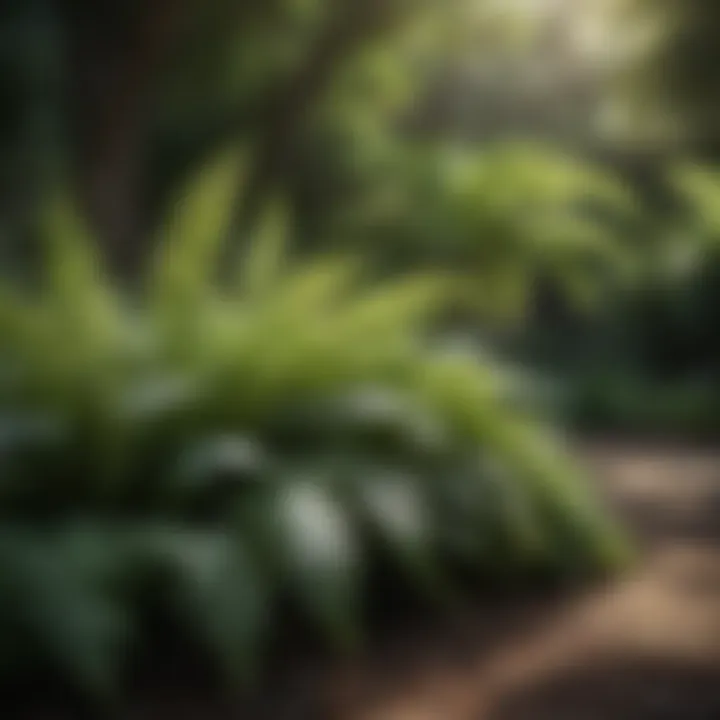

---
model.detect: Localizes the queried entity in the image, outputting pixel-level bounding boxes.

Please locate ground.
[322,441,720,720]
[65,442,720,719]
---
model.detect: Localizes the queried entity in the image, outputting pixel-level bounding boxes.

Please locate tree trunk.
[63,0,187,279]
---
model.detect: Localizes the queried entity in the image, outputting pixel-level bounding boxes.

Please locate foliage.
[326,142,638,322]
[566,371,720,440]
[0,152,629,700]
[537,161,720,437]
[0,0,475,271]
[616,0,720,146]
[611,163,720,379]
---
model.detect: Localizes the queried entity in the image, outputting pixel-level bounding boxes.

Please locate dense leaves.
[0,153,629,698]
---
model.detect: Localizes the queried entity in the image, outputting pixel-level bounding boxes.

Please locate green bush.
[567,371,720,440]
[548,162,720,389]
[333,142,638,321]
[0,152,629,701]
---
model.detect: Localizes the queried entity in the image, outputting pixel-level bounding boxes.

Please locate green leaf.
[672,163,720,238]
[174,435,268,499]
[151,147,248,310]
[138,528,268,686]
[0,528,130,699]
[39,189,124,355]
[431,466,492,564]
[41,190,112,310]
[328,386,448,460]
[238,198,292,300]
[339,273,449,337]
[261,255,361,316]
[268,480,362,649]
[116,373,203,424]
[354,470,445,598]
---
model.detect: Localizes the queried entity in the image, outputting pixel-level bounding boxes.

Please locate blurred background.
[2,0,720,436]
[1,1,720,718]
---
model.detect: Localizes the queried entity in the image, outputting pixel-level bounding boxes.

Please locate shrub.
[566,371,720,440]
[334,142,638,321]
[0,152,629,702]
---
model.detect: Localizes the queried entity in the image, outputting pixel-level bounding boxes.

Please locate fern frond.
[151,148,248,312]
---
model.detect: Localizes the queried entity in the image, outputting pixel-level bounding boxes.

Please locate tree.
[2,0,464,278]
[615,0,720,153]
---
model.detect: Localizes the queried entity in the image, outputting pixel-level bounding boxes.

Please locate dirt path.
[314,442,720,720]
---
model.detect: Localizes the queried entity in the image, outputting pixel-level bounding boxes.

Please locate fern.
[0,149,630,699]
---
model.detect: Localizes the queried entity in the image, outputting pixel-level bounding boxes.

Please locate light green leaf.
[238,198,292,300]
[40,189,124,349]
[151,147,248,310]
